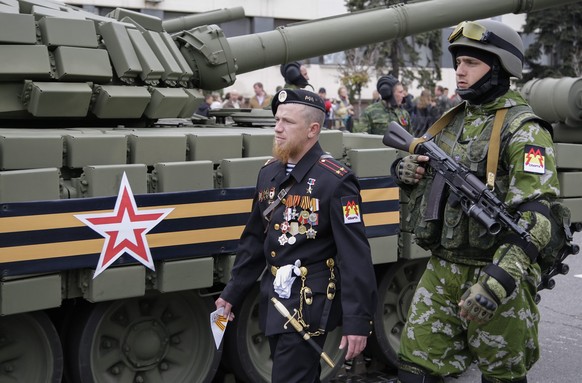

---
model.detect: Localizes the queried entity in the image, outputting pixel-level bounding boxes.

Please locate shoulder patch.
[318,157,349,178]
[523,145,546,174]
[341,196,362,224]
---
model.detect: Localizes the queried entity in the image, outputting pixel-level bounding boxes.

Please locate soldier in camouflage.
[360,75,411,135]
[392,20,560,383]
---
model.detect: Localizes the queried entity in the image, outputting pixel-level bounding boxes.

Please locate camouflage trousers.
[399,256,540,381]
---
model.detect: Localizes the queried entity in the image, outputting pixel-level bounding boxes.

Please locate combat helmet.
[448,19,524,78]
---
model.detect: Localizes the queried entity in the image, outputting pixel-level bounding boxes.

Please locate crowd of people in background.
[195,61,462,138]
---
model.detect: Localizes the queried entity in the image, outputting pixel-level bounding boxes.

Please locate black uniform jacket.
[221,142,377,337]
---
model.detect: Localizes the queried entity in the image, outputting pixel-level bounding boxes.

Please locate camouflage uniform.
[398,91,559,381]
[360,100,411,135]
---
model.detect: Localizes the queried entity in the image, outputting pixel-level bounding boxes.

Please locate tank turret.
[0,0,579,124]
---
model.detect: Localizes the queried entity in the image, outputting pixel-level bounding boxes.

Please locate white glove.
[273,259,302,299]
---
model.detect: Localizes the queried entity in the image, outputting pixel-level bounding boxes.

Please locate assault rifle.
[383,121,531,240]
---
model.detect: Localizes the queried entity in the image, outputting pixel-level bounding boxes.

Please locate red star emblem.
[75,172,173,278]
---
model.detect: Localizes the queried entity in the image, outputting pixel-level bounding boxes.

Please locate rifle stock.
[383,122,416,153]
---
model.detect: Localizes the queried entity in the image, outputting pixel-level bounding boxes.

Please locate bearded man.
[216,88,377,382]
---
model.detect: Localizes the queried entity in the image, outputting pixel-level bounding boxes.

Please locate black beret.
[271,89,326,115]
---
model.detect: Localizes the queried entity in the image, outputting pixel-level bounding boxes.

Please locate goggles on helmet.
[448,21,523,62]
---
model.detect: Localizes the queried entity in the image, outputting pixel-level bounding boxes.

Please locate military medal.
[289,222,299,235]
[288,236,296,245]
[280,221,289,233]
[306,228,317,239]
[278,234,288,245]
[310,198,319,212]
[269,187,275,202]
[308,212,318,225]
[298,210,309,224]
[306,178,316,194]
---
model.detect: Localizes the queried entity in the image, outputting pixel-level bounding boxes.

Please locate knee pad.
[482,375,527,383]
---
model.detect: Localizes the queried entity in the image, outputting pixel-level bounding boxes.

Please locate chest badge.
[306,178,316,194]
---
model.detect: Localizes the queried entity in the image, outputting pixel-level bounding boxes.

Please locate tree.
[337,45,380,115]
[521,3,582,82]
[343,0,443,98]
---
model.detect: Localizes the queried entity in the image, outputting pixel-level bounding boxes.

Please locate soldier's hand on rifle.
[395,155,429,184]
[459,282,500,324]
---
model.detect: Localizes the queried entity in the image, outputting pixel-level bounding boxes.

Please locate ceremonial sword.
[271,297,335,368]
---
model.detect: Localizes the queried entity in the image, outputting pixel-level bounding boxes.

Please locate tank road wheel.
[223,284,345,382]
[222,284,270,382]
[67,291,221,383]
[370,258,428,368]
[0,311,63,383]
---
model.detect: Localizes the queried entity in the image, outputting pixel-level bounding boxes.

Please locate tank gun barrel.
[177,0,580,90]
[227,0,579,74]
[162,7,245,34]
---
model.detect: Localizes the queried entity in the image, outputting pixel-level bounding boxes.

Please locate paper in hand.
[210,307,229,349]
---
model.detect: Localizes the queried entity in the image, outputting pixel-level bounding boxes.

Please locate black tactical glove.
[395,155,424,185]
[459,260,519,324]
[459,282,500,324]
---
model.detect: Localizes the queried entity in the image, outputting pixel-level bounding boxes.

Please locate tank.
[0,0,580,382]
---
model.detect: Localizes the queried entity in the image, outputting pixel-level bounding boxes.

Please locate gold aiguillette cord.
[270,297,335,368]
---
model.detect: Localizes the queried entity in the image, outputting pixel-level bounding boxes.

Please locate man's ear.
[308,122,320,139]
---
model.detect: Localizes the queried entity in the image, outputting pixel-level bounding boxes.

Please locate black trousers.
[268,332,328,383]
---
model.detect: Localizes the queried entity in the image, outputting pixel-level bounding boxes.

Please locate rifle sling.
[486,108,508,190]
